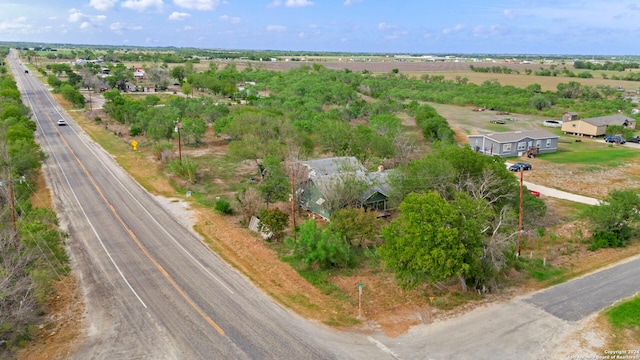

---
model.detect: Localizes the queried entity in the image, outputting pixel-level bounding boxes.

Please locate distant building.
[561,114,636,137]
[133,68,145,79]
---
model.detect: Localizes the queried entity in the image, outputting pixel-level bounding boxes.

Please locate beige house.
[561,114,636,137]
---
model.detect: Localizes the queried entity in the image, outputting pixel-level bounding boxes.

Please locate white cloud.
[269,0,313,7]
[219,15,240,24]
[472,24,506,38]
[285,0,314,7]
[90,0,118,11]
[121,0,164,12]
[266,24,286,32]
[503,9,516,20]
[298,32,307,38]
[169,12,191,21]
[384,30,407,40]
[68,9,107,29]
[0,16,32,34]
[442,24,464,34]
[173,0,220,10]
[110,22,143,34]
[377,22,395,30]
[344,0,363,5]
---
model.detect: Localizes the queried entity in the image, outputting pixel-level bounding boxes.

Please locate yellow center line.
[33,86,225,336]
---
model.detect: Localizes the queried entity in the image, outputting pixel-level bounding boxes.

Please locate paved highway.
[9,49,640,359]
[8,50,380,359]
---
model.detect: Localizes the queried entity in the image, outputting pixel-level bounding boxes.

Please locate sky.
[1,0,639,55]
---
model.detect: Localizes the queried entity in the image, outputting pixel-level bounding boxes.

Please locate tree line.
[0,54,69,357]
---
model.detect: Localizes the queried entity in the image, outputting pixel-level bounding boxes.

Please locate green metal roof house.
[298,157,391,220]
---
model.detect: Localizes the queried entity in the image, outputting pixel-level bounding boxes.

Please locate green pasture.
[540,140,639,167]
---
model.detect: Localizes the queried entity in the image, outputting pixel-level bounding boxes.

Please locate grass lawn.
[603,296,640,350]
[539,142,638,167]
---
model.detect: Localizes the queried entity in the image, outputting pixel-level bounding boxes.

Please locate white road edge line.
[53,95,235,295]
[22,75,148,308]
[367,336,401,359]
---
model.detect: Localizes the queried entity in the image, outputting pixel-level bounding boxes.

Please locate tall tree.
[379,191,469,289]
[258,155,290,208]
[170,65,186,84]
[586,188,640,249]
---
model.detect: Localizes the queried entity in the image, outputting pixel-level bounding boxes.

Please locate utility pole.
[2,174,25,241]
[290,165,296,242]
[175,119,182,162]
[8,173,17,238]
[516,168,524,257]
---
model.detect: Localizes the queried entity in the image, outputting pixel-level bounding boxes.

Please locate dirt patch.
[16,274,84,360]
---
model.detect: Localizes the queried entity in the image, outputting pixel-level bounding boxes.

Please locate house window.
[517,142,526,151]
[546,139,552,148]
[502,143,512,153]
[536,140,541,148]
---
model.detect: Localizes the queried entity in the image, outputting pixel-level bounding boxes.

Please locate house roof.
[301,157,366,178]
[468,129,558,144]
[360,170,392,201]
[301,156,391,203]
[567,114,635,127]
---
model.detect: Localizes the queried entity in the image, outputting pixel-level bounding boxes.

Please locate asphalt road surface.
[9,49,640,360]
[9,50,376,360]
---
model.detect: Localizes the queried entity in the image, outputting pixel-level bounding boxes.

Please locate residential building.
[297,157,391,220]
[561,114,636,137]
[468,129,559,157]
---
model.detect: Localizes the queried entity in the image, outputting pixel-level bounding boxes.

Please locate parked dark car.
[627,136,640,143]
[509,162,532,171]
[604,135,626,144]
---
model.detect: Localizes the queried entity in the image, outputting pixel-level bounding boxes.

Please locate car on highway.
[509,162,532,172]
[57,119,67,126]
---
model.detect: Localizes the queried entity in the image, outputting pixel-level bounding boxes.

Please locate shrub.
[289,219,354,269]
[215,197,233,215]
[129,125,143,136]
[167,158,197,183]
[258,208,289,242]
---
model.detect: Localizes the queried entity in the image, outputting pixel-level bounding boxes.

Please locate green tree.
[291,219,353,269]
[181,82,193,97]
[585,189,640,250]
[259,208,289,242]
[529,94,552,110]
[605,124,634,140]
[180,117,207,144]
[379,191,469,289]
[329,207,381,247]
[170,65,186,84]
[258,155,290,208]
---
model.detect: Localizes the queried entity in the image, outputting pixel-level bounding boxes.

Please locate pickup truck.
[604,135,626,144]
